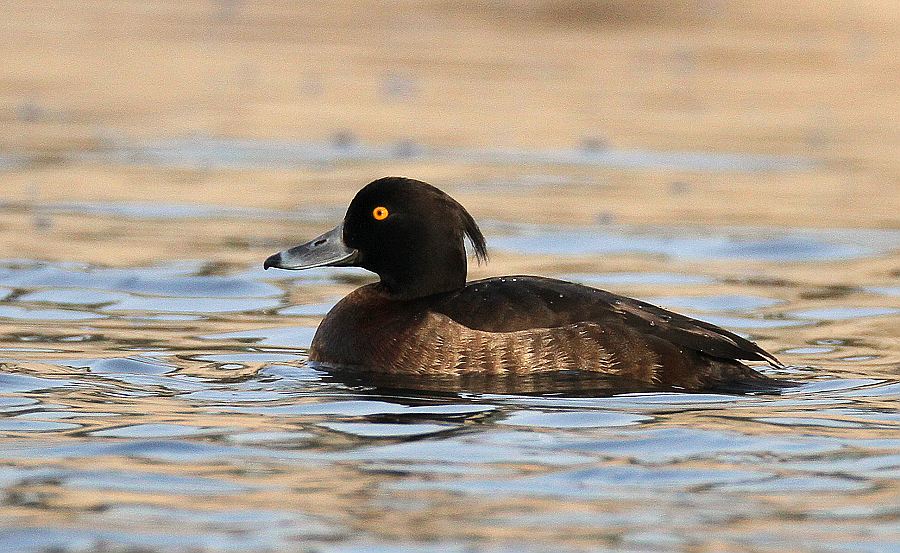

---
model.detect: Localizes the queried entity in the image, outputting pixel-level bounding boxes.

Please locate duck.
[264,177,785,392]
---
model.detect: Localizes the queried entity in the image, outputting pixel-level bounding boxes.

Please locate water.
[5,0,899,547]
[490,223,900,262]
[69,135,814,173]
[0,186,897,553]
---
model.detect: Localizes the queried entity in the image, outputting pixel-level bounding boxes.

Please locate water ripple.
[0,228,896,552]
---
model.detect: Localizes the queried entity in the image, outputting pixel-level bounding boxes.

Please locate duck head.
[264,177,487,299]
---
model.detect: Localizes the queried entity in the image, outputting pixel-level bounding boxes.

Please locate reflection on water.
[0,201,898,553]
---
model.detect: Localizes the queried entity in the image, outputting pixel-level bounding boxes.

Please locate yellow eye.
[372,206,389,220]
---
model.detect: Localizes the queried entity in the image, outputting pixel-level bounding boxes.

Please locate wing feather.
[435,276,781,367]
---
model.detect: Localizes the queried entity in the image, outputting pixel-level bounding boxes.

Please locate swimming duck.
[265,177,783,391]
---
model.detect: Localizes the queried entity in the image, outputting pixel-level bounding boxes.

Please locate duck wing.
[433,275,781,367]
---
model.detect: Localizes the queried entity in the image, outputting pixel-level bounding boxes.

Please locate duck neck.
[377,250,467,300]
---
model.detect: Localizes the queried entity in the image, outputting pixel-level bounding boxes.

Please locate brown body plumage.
[310,276,781,391]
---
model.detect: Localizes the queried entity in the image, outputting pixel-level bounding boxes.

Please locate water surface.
[0,192,897,553]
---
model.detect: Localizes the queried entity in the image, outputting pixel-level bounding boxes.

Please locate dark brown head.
[264,177,487,299]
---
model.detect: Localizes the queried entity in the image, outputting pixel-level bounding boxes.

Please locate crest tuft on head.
[460,206,488,265]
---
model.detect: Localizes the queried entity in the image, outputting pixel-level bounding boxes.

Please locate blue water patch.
[320,422,458,438]
[390,463,771,500]
[184,388,292,403]
[226,400,496,418]
[0,153,27,171]
[755,416,869,429]
[499,410,651,428]
[278,298,341,316]
[0,525,298,553]
[565,427,840,463]
[99,504,338,538]
[0,261,280,298]
[720,474,868,493]
[0,397,38,410]
[199,326,318,348]
[111,294,281,314]
[0,305,104,321]
[17,289,127,305]
[77,135,410,169]
[484,392,760,410]
[491,224,899,262]
[227,399,422,417]
[0,373,71,393]
[31,201,342,223]
[333,431,591,466]
[866,285,900,297]
[788,306,899,321]
[90,423,222,439]
[0,438,283,464]
[191,352,303,363]
[782,346,835,355]
[790,378,884,394]
[224,431,314,444]
[783,452,900,478]
[562,272,715,287]
[63,357,175,375]
[454,144,816,172]
[643,294,783,313]
[0,419,81,432]
[73,135,815,172]
[0,261,292,317]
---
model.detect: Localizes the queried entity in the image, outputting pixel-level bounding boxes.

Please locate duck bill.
[264,225,358,270]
